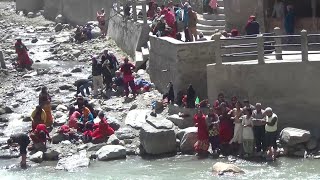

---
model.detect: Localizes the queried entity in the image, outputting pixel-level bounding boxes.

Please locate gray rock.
[146,115,174,129]
[77,144,88,151]
[293,150,307,157]
[140,123,176,155]
[56,105,68,112]
[107,116,120,131]
[177,127,198,140]
[129,104,138,110]
[52,133,66,144]
[43,149,60,160]
[0,149,20,159]
[62,73,72,77]
[91,27,101,39]
[280,127,311,146]
[27,12,35,18]
[71,67,82,73]
[0,109,5,115]
[167,114,194,129]
[212,162,245,174]
[125,109,151,129]
[22,115,32,122]
[306,138,318,150]
[115,127,136,140]
[31,38,38,43]
[71,50,81,58]
[56,150,90,171]
[96,145,126,161]
[87,143,107,151]
[55,23,63,32]
[4,106,13,113]
[180,127,197,153]
[54,116,67,126]
[0,117,9,122]
[59,84,73,90]
[55,14,65,24]
[107,134,120,145]
[30,151,43,163]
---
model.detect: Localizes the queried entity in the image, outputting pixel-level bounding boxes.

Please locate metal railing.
[213,27,319,64]
[113,0,148,24]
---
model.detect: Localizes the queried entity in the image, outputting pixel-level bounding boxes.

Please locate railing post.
[274,27,282,60]
[132,0,137,21]
[257,34,265,64]
[214,33,222,65]
[301,29,309,62]
[142,0,147,24]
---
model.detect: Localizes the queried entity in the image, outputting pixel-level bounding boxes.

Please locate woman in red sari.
[92,111,115,143]
[218,102,233,155]
[193,109,209,155]
[161,8,176,38]
[15,38,32,69]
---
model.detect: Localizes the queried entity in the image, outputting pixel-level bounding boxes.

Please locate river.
[1,155,320,180]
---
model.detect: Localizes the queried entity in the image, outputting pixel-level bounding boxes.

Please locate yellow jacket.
[31,109,47,125]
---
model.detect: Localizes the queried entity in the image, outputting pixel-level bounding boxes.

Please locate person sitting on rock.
[112,70,124,96]
[57,124,78,143]
[78,106,94,132]
[91,111,115,144]
[14,37,33,70]
[31,105,47,131]
[29,124,51,151]
[74,77,93,97]
[7,133,30,168]
[74,95,85,112]
[68,106,80,129]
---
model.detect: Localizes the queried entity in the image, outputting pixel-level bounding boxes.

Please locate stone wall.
[207,60,320,130]
[107,9,150,58]
[224,0,265,34]
[43,0,113,26]
[149,35,215,99]
[16,0,44,12]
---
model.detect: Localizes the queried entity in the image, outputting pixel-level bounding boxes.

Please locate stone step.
[197,24,225,31]
[147,41,151,50]
[198,28,225,36]
[198,18,225,26]
[217,0,224,7]
[203,13,225,20]
[135,50,144,68]
[141,47,149,62]
[216,7,224,14]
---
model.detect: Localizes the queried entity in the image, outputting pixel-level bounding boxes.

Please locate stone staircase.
[197,0,226,36]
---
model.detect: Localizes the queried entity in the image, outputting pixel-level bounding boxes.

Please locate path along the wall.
[207,60,320,130]
[149,34,215,99]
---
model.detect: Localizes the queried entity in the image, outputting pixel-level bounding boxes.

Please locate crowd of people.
[192,93,278,161]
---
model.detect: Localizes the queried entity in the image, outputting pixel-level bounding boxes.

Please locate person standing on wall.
[182,2,191,42]
[187,6,198,41]
[284,5,295,43]
[97,8,106,37]
[92,56,103,98]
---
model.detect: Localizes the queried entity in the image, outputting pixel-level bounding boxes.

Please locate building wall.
[224,0,265,34]
[207,61,320,130]
[149,35,215,99]
[16,0,44,12]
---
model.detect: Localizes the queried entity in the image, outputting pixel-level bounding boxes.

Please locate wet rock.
[115,127,136,140]
[179,127,197,153]
[129,104,137,110]
[293,150,307,157]
[35,26,48,31]
[280,127,311,146]
[87,143,107,151]
[306,138,318,150]
[0,108,5,115]
[71,67,82,73]
[146,115,174,129]
[107,134,120,145]
[54,116,67,126]
[52,133,66,144]
[6,92,14,96]
[72,50,81,58]
[176,127,197,140]
[55,111,64,118]
[62,73,72,77]
[31,38,38,43]
[0,117,9,122]
[59,84,73,90]
[4,106,13,113]
[0,149,20,159]
[125,109,151,129]
[43,149,60,160]
[22,115,32,122]
[27,12,35,18]
[96,145,126,161]
[30,151,43,163]
[56,150,90,171]
[91,27,101,39]
[55,23,63,32]
[55,14,65,24]
[56,105,68,112]
[107,116,120,131]
[140,123,176,155]
[77,144,88,151]
[167,114,193,129]
[212,162,245,174]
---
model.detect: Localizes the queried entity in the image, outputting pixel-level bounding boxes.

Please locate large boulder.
[115,127,136,140]
[56,150,90,171]
[29,151,43,163]
[107,116,121,131]
[43,149,60,160]
[91,27,101,39]
[212,162,245,174]
[95,145,126,161]
[125,110,151,129]
[280,127,311,146]
[107,134,120,145]
[167,114,194,129]
[179,127,198,153]
[306,138,318,150]
[139,123,176,155]
[55,23,63,32]
[87,143,107,151]
[146,115,174,129]
[177,127,198,140]
[52,133,66,144]
[55,14,65,24]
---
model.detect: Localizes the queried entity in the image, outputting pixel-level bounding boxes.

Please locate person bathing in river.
[91,111,115,144]
[39,86,53,127]
[194,109,209,156]
[265,107,278,161]
[242,108,254,157]
[229,101,243,155]
[120,57,136,98]
[252,103,266,154]
[14,38,33,70]
[30,105,47,131]
[7,133,30,168]
[213,93,229,115]
[206,108,220,154]
[218,103,233,155]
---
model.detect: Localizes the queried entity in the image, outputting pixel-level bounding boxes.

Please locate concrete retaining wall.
[107,10,150,58]
[16,0,44,12]
[207,60,320,130]
[149,35,215,99]
[43,0,113,26]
